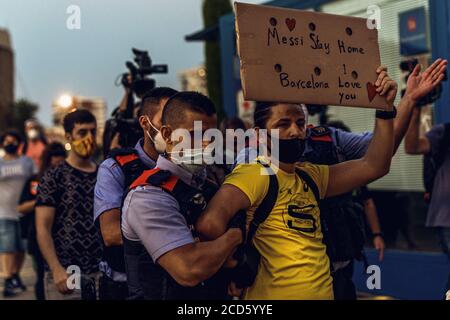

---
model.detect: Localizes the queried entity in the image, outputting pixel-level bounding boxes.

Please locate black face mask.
[4,143,19,155]
[268,135,305,164]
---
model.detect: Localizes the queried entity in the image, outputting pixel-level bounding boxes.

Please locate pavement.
[0,255,391,300]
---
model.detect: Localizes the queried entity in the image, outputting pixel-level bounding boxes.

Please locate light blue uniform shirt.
[93,139,156,280]
[121,156,200,262]
[235,127,373,167]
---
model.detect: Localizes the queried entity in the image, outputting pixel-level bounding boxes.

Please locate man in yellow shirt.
[196,67,398,300]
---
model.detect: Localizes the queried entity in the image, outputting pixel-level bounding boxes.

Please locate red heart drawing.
[285,18,296,32]
[366,82,377,102]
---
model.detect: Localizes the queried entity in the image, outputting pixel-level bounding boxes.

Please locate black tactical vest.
[123,168,229,300]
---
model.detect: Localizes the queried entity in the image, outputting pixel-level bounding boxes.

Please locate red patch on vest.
[310,135,332,142]
[116,153,139,166]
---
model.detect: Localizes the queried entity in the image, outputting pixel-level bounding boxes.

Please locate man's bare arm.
[157,228,242,287]
[405,107,431,155]
[196,184,250,241]
[99,209,123,247]
[36,206,71,294]
[327,67,396,197]
[402,59,447,155]
[327,117,393,197]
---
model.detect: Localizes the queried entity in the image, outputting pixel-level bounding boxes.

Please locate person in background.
[220,117,247,173]
[405,111,450,257]
[17,142,66,300]
[35,110,102,300]
[205,117,249,187]
[22,119,47,170]
[0,130,35,297]
[327,120,386,261]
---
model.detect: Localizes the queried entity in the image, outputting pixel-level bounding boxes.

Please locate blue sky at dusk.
[0,0,262,126]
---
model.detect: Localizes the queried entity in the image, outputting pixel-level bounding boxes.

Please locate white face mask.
[169,148,206,175]
[27,129,39,140]
[145,116,166,154]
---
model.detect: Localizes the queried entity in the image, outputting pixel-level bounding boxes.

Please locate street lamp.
[57,94,73,108]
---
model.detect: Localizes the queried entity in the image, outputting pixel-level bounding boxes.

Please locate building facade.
[0,29,14,131]
[178,65,208,96]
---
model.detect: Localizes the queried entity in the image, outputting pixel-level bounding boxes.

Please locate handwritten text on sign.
[235,2,388,109]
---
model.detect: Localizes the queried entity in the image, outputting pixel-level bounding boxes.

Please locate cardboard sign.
[235,2,389,109]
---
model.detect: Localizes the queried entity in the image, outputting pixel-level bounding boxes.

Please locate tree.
[202,0,232,123]
[6,99,39,135]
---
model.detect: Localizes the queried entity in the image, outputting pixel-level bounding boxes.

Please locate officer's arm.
[327,69,396,197]
[157,229,242,287]
[95,160,126,247]
[404,107,431,155]
[99,209,122,247]
[196,184,251,241]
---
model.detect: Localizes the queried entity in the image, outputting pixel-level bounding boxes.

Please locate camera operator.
[103,49,169,157]
[94,87,178,300]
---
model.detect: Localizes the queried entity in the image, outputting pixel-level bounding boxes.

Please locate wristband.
[376,106,397,119]
[372,232,384,239]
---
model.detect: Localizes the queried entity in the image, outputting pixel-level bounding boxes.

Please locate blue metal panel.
[220,14,240,118]
[399,7,429,56]
[353,249,450,300]
[429,0,450,124]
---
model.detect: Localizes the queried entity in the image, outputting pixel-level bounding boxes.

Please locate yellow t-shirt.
[224,159,333,300]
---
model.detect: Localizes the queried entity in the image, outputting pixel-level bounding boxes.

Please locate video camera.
[400,58,447,107]
[103,49,168,157]
[120,48,168,99]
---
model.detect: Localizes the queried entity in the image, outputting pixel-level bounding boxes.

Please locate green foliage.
[6,99,39,135]
[202,0,232,123]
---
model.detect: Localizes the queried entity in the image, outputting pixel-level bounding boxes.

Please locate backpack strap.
[296,168,320,203]
[246,161,279,243]
[108,148,149,189]
[129,168,179,193]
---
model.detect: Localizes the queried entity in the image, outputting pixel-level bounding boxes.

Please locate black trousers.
[30,250,45,300]
[98,275,129,300]
[332,261,357,300]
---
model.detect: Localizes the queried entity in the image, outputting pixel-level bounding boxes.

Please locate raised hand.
[405,58,448,103]
[375,66,398,108]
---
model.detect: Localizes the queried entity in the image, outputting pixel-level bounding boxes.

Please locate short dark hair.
[63,109,96,134]
[162,91,216,127]
[139,87,178,118]
[220,117,246,134]
[253,101,279,129]
[0,130,23,146]
[39,142,66,177]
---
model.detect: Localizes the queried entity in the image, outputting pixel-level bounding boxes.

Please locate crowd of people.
[0,59,449,300]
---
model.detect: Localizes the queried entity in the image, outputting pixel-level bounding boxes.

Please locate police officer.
[94,87,178,300]
[121,92,243,300]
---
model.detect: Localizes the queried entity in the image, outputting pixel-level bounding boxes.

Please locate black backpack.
[423,124,450,203]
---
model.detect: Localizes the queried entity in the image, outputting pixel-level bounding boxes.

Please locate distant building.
[178,65,208,95]
[51,95,106,145]
[0,29,14,131]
